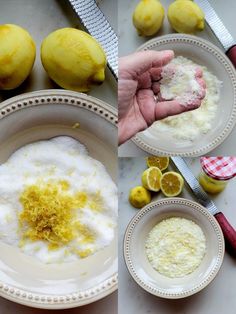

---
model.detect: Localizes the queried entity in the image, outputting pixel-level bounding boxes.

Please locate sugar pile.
[152,56,222,142]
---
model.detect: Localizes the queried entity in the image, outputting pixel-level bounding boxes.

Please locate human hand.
[118,50,206,145]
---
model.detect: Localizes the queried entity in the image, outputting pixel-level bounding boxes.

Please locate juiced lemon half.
[146,156,169,171]
[142,167,162,192]
[160,171,184,197]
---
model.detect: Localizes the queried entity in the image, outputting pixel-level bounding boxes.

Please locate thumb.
[119,50,174,78]
[137,89,200,126]
[154,99,201,121]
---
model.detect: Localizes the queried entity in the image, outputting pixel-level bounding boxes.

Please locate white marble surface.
[118,0,236,156]
[0,0,117,313]
[119,157,236,314]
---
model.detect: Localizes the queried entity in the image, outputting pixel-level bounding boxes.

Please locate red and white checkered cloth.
[200,157,236,181]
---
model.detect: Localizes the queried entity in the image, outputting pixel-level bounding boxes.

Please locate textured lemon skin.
[168,0,204,34]
[0,24,36,90]
[41,28,107,92]
[129,186,151,209]
[133,0,165,36]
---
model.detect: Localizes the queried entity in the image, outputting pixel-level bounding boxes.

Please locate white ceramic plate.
[0,90,117,309]
[132,34,236,156]
[124,198,225,299]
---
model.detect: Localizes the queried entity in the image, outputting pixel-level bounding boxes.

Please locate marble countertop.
[119,157,236,314]
[0,0,117,313]
[118,0,236,156]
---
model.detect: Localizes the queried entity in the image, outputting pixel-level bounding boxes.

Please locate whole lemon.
[133,0,165,36]
[0,24,36,90]
[129,186,151,209]
[41,28,107,92]
[168,0,204,34]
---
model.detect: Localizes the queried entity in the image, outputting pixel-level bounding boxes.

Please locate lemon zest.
[19,181,88,248]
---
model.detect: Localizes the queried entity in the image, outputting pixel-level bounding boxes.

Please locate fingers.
[152,82,160,94]
[154,100,200,121]
[138,67,163,89]
[137,88,201,126]
[136,89,157,126]
[149,67,162,81]
[138,72,152,89]
[119,50,174,79]
[195,67,203,78]
[195,68,206,99]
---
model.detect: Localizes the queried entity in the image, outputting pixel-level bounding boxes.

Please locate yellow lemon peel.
[19,181,93,249]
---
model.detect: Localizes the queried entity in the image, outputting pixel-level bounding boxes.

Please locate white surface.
[118,0,236,156]
[119,158,236,314]
[0,0,117,312]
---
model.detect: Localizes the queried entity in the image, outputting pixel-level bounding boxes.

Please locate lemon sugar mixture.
[152,56,222,141]
[0,136,117,263]
[146,217,206,278]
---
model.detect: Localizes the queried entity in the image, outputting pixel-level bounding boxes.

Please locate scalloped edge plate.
[132,34,236,156]
[124,198,224,299]
[0,90,118,309]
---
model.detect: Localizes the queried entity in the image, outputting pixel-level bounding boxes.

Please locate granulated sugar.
[152,57,222,142]
[160,57,202,106]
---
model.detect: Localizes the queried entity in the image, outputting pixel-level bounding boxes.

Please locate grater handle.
[215,212,236,255]
[226,45,236,69]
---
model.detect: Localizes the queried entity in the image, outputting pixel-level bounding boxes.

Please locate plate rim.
[0,89,118,309]
[132,34,236,156]
[123,197,225,299]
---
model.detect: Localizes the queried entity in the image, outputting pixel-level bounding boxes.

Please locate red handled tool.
[196,0,236,68]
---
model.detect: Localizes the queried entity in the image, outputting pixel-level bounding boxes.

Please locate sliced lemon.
[141,167,162,192]
[129,186,151,209]
[146,156,169,171]
[160,172,184,197]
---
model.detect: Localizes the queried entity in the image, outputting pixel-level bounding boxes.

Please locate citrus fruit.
[41,28,107,92]
[160,171,184,197]
[129,186,151,209]
[168,0,204,34]
[146,156,169,171]
[0,24,36,90]
[141,167,162,192]
[133,0,165,36]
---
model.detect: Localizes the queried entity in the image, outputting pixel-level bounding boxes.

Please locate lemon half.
[146,156,169,171]
[142,167,162,192]
[160,171,184,197]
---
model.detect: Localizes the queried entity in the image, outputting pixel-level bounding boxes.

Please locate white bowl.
[124,198,224,299]
[0,90,117,309]
[132,34,236,156]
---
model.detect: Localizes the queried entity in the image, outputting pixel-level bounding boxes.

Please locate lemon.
[41,28,107,92]
[160,171,184,197]
[133,0,165,36]
[168,0,205,34]
[0,24,36,90]
[129,186,151,209]
[146,156,169,171]
[142,167,162,192]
